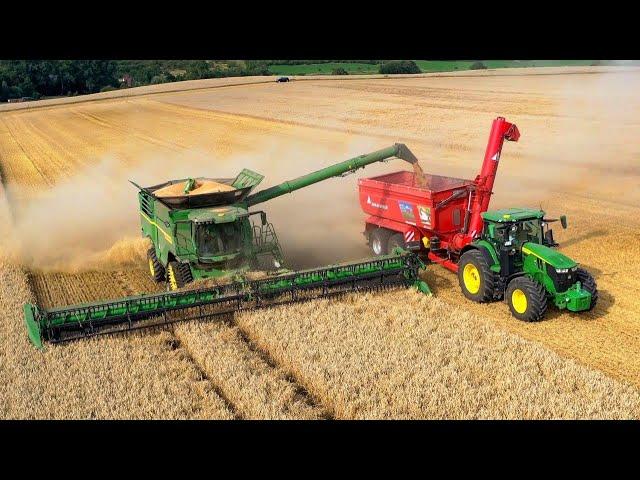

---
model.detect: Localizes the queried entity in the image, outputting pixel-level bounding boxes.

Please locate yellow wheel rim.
[463,263,481,294]
[511,288,528,314]
[149,258,155,277]
[168,265,178,290]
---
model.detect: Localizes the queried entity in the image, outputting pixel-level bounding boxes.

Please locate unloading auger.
[24,144,431,349]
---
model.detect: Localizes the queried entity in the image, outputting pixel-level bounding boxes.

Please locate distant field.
[415,60,597,72]
[269,60,597,76]
[268,62,380,75]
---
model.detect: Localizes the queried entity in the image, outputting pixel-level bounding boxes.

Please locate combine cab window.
[197,223,242,256]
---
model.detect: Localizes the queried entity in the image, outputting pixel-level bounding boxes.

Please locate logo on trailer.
[367,195,388,210]
[418,205,431,226]
[398,200,415,220]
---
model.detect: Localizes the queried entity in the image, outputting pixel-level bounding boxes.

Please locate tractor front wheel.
[576,268,598,311]
[147,247,165,283]
[506,276,548,322]
[457,250,496,302]
[167,261,193,291]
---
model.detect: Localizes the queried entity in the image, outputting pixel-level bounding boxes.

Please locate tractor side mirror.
[261,212,267,226]
[560,215,567,229]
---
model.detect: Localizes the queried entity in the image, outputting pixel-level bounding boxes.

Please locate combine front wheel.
[506,276,547,322]
[457,250,495,302]
[167,262,193,291]
[147,248,166,283]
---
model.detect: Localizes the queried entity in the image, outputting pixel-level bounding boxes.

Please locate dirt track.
[1,67,639,418]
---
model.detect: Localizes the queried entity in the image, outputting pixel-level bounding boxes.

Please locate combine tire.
[167,261,193,291]
[387,233,405,253]
[369,228,392,256]
[576,268,598,311]
[147,248,165,283]
[458,250,496,302]
[506,276,548,322]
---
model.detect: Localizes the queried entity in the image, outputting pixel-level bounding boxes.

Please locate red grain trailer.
[358,117,520,272]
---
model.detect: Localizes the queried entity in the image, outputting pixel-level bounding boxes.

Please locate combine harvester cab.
[359,117,598,321]
[135,169,285,288]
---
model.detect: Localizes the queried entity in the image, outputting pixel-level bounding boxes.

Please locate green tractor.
[457,208,598,321]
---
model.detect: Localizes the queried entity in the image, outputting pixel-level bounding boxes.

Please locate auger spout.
[245,143,419,207]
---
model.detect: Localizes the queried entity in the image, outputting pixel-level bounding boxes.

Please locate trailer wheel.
[147,247,165,282]
[576,268,598,311]
[369,228,392,256]
[387,233,405,254]
[506,276,548,322]
[167,261,193,291]
[457,250,495,302]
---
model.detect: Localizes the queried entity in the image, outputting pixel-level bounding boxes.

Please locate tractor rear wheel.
[387,233,405,253]
[457,250,496,302]
[167,261,193,291]
[147,247,165,283]
[369,228,392,256]
[506,276,548,322]
[576,268,598,311]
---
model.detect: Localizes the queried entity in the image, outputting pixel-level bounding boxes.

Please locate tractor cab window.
[493,220,541,247]
[495,220,542,247]
[197,223,242,256]
[516,220,542,244]
[492,225,507,244]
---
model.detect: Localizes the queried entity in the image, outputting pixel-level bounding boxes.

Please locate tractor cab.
[481,208,546,260]
[481,208,567,252]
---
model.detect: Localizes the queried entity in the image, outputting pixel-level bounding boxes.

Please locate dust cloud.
[491,69,640,211]
[1,134,411,272]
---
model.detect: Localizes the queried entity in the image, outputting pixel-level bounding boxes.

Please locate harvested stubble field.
[1,66,639,419]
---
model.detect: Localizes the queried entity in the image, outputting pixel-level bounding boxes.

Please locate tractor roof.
[482,208,543,223]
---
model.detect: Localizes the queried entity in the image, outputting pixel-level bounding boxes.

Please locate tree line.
[0,60,272,102]
[1,60,441,102]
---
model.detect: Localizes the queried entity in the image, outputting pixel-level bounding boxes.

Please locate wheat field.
[1,67,639,419]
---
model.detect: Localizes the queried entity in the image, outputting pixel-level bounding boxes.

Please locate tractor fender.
[461,241,499,269]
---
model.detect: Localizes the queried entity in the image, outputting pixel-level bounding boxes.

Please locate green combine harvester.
[23,144,431,349]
